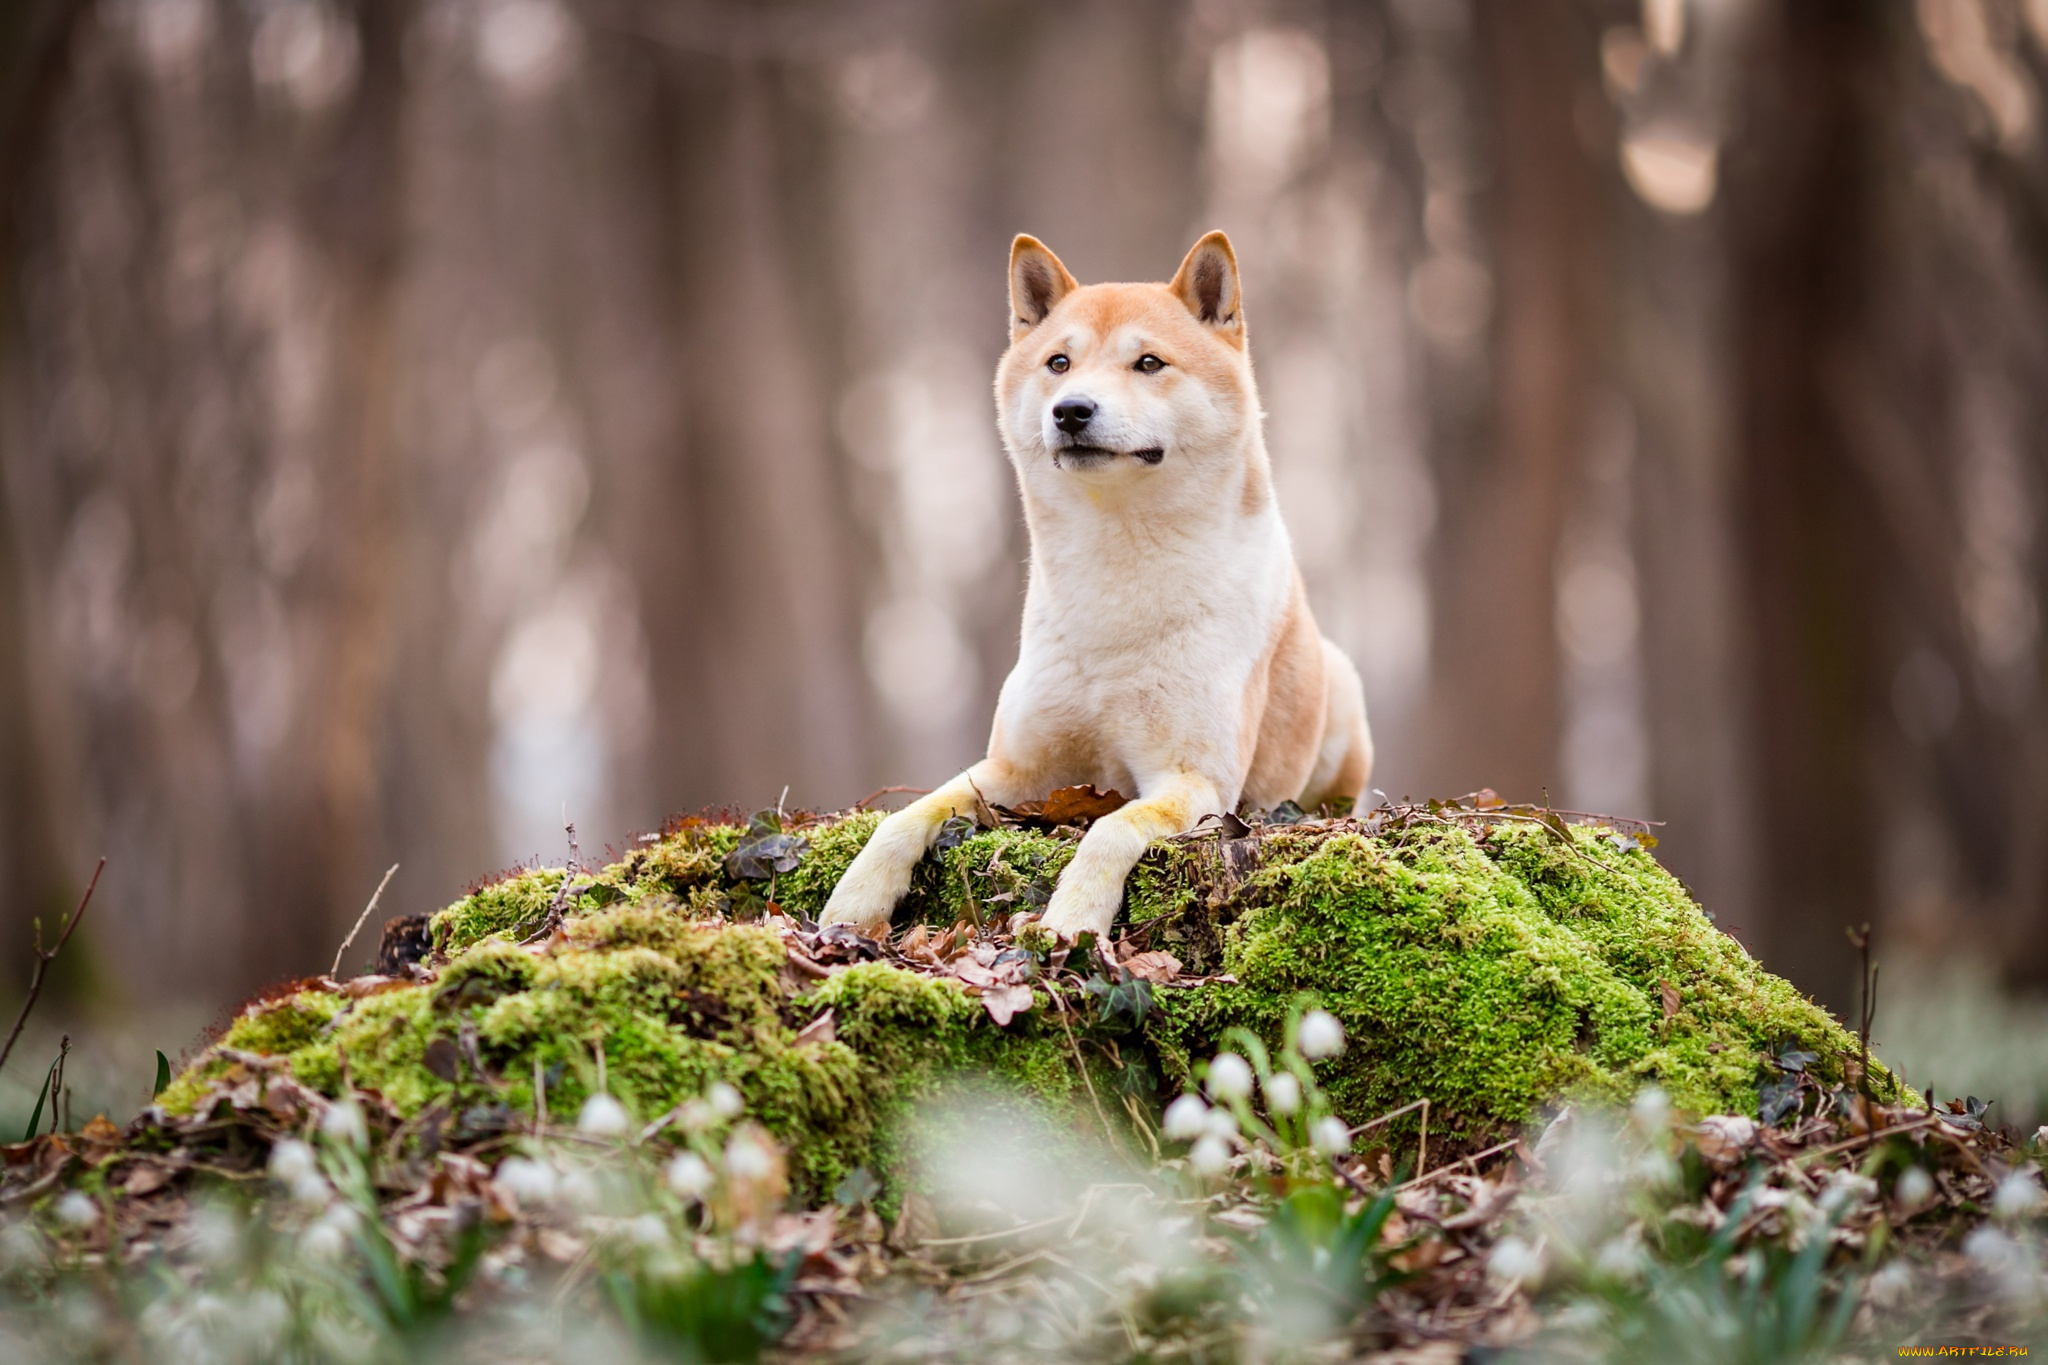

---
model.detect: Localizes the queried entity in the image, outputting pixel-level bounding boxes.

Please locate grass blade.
[21,1053,58,1142]
[153,1050,171,1098]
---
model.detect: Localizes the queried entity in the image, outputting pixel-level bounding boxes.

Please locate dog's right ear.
[1010,236,1078,341]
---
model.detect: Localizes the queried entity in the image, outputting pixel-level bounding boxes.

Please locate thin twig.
[1398,1137,1521,1190]
[1051,990,1119,1153]
[49,1034,70,1136]
[854,785,931,810]
[1789,1112,1944,1165]
[0,858,104,1077]
[330,864,399,979]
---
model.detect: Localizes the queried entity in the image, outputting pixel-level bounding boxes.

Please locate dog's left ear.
[1169,231,1245,344]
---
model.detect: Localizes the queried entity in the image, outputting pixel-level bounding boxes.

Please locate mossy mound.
[160,807,1905,1192]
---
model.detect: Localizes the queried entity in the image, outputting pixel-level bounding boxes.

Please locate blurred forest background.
[2,0,2048,1121]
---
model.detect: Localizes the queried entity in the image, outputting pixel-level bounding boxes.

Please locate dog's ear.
[1169,231,1244,344]
[1010,235,1078,340]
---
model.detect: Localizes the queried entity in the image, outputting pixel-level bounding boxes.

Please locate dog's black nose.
[1052,399,1095,434]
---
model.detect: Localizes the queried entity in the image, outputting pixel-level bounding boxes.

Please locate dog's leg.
[1039,771,1222,942]
[821,760,1022,937]
[1299,639,1373,811]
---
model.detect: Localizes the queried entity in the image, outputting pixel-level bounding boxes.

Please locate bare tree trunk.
[633,53,877,815]
[240,0,413,985]
[1725,1,1887,1012]
[0,0,95,993]
[1419,0,1601,803]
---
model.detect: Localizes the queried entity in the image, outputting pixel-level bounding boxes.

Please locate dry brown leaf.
[536,1229,586,1263]
[340,975,410,999]
[1121,951,1182,984]
[1036,785,1128,826]
[121,1163,172,1196]
[1692,1114,1758,1165]
[423,1038,462,1082]
[981,983,1035,1026]
[794,1009,837,1047]
[888,1190,937,1250]
[1660,980,1680,1021]
[950,961,999,990]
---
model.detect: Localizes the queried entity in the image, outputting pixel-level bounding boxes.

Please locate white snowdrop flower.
[1311,1115,1352,1157]
[52,1191,98,1229]
[242,1289,289,1350]
[1867,1258,1916,1307]
[1205,1107,1240,1141]
[187,1205,241,1265]
[1820,1171,1877,1217]
[666,1152,713,1201]
[289,1170,333,1209]
[1964,1224,2020,1271]
[1895,1166,1934,1210]
[707,1082,744,1121]
[557,1167,603,1211]
[1489,1235,1545,1289]
[1297,1010,1345,1060]
[677,1098,716,1132]
[1629,1086,1671,1133]
[1593,1230,1647,1283]
[493,1155,559,1206]
[268,1139,318,1186]
[1162,1094,1209,1141]
[1628,1148,1678,1190]
[1265,1072,1302,1116]
[626,1213,668,1247]
[300,1205,357,1261]
[725,1130,777,1182]
[1188,1134,1231,1176]
[577,1093,631,1137]
[0,1221,44,1271]
[320,1099,368,1151]
[1206,1053,1253,1103]
[1994,1169,2046,1222]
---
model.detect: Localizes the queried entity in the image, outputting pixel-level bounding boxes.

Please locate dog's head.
[994,232,1260,504]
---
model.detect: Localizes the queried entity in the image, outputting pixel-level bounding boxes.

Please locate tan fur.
[822,231,1372,941]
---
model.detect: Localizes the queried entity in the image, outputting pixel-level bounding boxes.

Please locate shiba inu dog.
[823,231,1372,942]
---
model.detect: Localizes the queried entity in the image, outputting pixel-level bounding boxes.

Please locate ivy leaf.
[833,1167,881,1207]
[1080,974,1154,1029]
[1773,1044,1820,1074]
[726,811,810,880]
[1266,801,1306,826]
[1758,1074,1801,1126]
[930,815,976,857]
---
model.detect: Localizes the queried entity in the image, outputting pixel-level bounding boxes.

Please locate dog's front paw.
[820,841,913,939]
[1038,872,1121,943]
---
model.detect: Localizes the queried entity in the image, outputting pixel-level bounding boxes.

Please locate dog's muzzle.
[1053,443,1165,468]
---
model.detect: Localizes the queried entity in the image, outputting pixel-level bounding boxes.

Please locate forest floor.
[0,798,2043,1361]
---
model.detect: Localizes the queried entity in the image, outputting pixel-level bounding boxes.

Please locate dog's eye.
[1047,354,1069,373]
[1136,354,1166,373]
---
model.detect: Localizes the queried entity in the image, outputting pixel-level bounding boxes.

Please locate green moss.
[167,808,1909,1189]
[1142,821,1907,1145]
[774,812,883,915]
[223,993,345,1055]
[430,868,563,953]
[156,992,347,1114]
